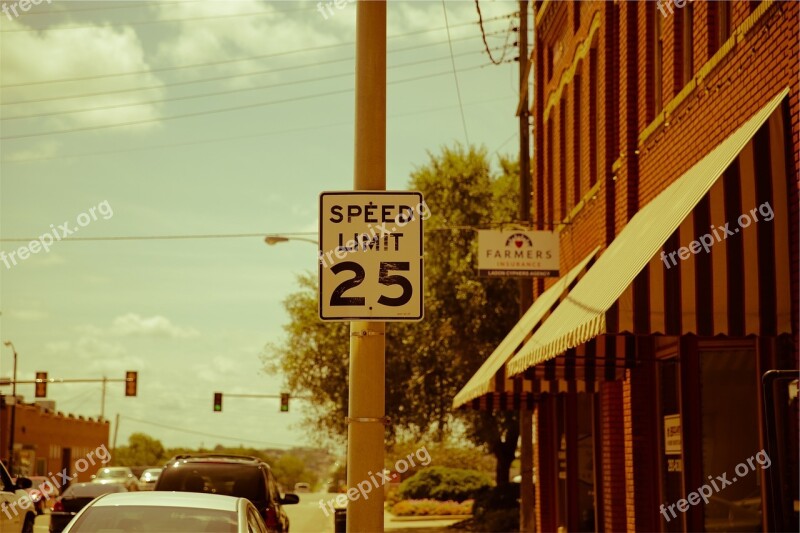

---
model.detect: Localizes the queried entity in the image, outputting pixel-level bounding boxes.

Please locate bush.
[471,484,520,532]
[398,466,491,502]
[390,499,473,517]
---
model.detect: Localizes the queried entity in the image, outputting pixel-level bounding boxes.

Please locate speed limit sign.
[319,191,424,321]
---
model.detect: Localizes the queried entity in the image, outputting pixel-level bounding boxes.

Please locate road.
[287,491,335,533]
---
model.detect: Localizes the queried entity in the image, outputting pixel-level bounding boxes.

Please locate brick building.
[455,1,798,531]
[0,400,110,485]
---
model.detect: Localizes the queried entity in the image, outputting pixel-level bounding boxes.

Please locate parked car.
[90,466,139,492]
[23,476,60,515]
[61,490,268,533]
[155,454,298,533]
[137,468,162,491]
[0,464,35,533]
[49,482,128,533]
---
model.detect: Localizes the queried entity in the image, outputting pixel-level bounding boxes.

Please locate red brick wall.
[599,381,626,532]
[1,403,110,483]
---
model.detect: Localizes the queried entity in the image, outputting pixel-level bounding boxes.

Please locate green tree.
[113,433,167,466]
[268,144,521,484]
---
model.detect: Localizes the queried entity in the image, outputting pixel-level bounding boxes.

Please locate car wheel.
[22,513,35,533]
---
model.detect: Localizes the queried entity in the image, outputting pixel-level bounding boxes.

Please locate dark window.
[573,73,582,205]
[157,464,266,502]
[654,7,663,113]
[682,3,694,85]
[718,0,731,49]
[547,118,554,227]
[559,99,567,221]
[572,0,580,33]
[588,47,598,187]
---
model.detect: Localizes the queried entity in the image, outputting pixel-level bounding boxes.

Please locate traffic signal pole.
[347,1,386,531]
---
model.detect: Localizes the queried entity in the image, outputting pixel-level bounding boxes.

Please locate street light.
[2,341,17,474]
[264,235,318,246]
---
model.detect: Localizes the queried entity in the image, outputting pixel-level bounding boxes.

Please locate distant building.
[455,1,797,532]
[0,398,110,485]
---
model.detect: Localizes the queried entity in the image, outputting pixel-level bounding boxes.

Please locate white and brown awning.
[507,88,792,377]
[452,248,599,411]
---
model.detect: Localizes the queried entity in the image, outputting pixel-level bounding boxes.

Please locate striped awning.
[452,247,599,410]
[508,88,791,376]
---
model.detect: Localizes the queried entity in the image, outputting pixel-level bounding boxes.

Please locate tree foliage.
[268,144,522,480]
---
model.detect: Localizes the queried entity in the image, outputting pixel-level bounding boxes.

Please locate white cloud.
[4,309,48,321]
[0,18,164,131]
[110,313,199,339]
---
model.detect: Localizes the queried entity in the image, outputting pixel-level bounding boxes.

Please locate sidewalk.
[383,510,469,532]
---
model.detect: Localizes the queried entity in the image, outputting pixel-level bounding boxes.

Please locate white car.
[90,467,139,492]
[137,468,162,491]
[61,491,269,533]
[0,462,37,533]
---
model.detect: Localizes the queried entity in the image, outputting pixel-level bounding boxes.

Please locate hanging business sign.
[477,230,559,277]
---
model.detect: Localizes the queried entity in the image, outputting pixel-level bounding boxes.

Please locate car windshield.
[68,505,238,532]
[157,464,266,501]
[96,469,128,479]
[140,470,161,481]
[63,483,126,498]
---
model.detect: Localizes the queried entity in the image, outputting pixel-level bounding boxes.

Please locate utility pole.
[112,413,120,456]
[4,342,18,475]
[517,1,535,532]
[101,376,107,421]
[347,1,386,531]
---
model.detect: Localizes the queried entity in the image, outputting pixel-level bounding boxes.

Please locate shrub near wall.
[397,466,491,502]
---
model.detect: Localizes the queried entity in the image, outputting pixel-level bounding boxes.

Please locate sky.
[0,0,525,451]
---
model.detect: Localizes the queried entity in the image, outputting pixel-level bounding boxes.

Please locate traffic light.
[280,393,289,412]
[35,372,47,398]
[125,371,138,397]
[214,392,223,412]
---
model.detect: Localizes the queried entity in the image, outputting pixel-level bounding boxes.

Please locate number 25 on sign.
[318,191,424,321]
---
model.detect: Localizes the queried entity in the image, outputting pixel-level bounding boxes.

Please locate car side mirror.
[15,477,32,490]
[280,493,299,505]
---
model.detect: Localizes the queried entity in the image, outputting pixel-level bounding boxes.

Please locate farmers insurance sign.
[477,230,559,277]
[319,191,424,321]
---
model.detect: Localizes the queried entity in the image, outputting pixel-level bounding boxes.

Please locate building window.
[589,47,598,187]
[654,7,663,113]
[547,118,554,227]
[572,0,580,33]
[559,99,567,221]
[682,3,694,85]
[717,0,731,50]
[573,73,582,206]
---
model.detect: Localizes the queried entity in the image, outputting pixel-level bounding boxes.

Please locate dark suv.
[154,454,299,532]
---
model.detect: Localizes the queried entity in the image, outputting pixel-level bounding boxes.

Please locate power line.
[1,31,504,106]
[0,14,513,88]
[12,1,206,16]
[475,0,515,65]
[0,64,492,140]
[441,0,470,146]
[120,415,300,449]
[1,95,514,164]
[2,49,499,122]
[0,4,319,33]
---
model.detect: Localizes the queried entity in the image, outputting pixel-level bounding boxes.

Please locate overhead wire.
[440,0,470,146]
[1,95,514,163]
[475,0,514,66]
[0,14,513,88]
[120,415,300,448]
[1,31,504,106]
[2,48,502,122]
[0,63,495,140]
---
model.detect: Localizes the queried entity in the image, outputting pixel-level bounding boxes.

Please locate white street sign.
[319,191,424,321]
